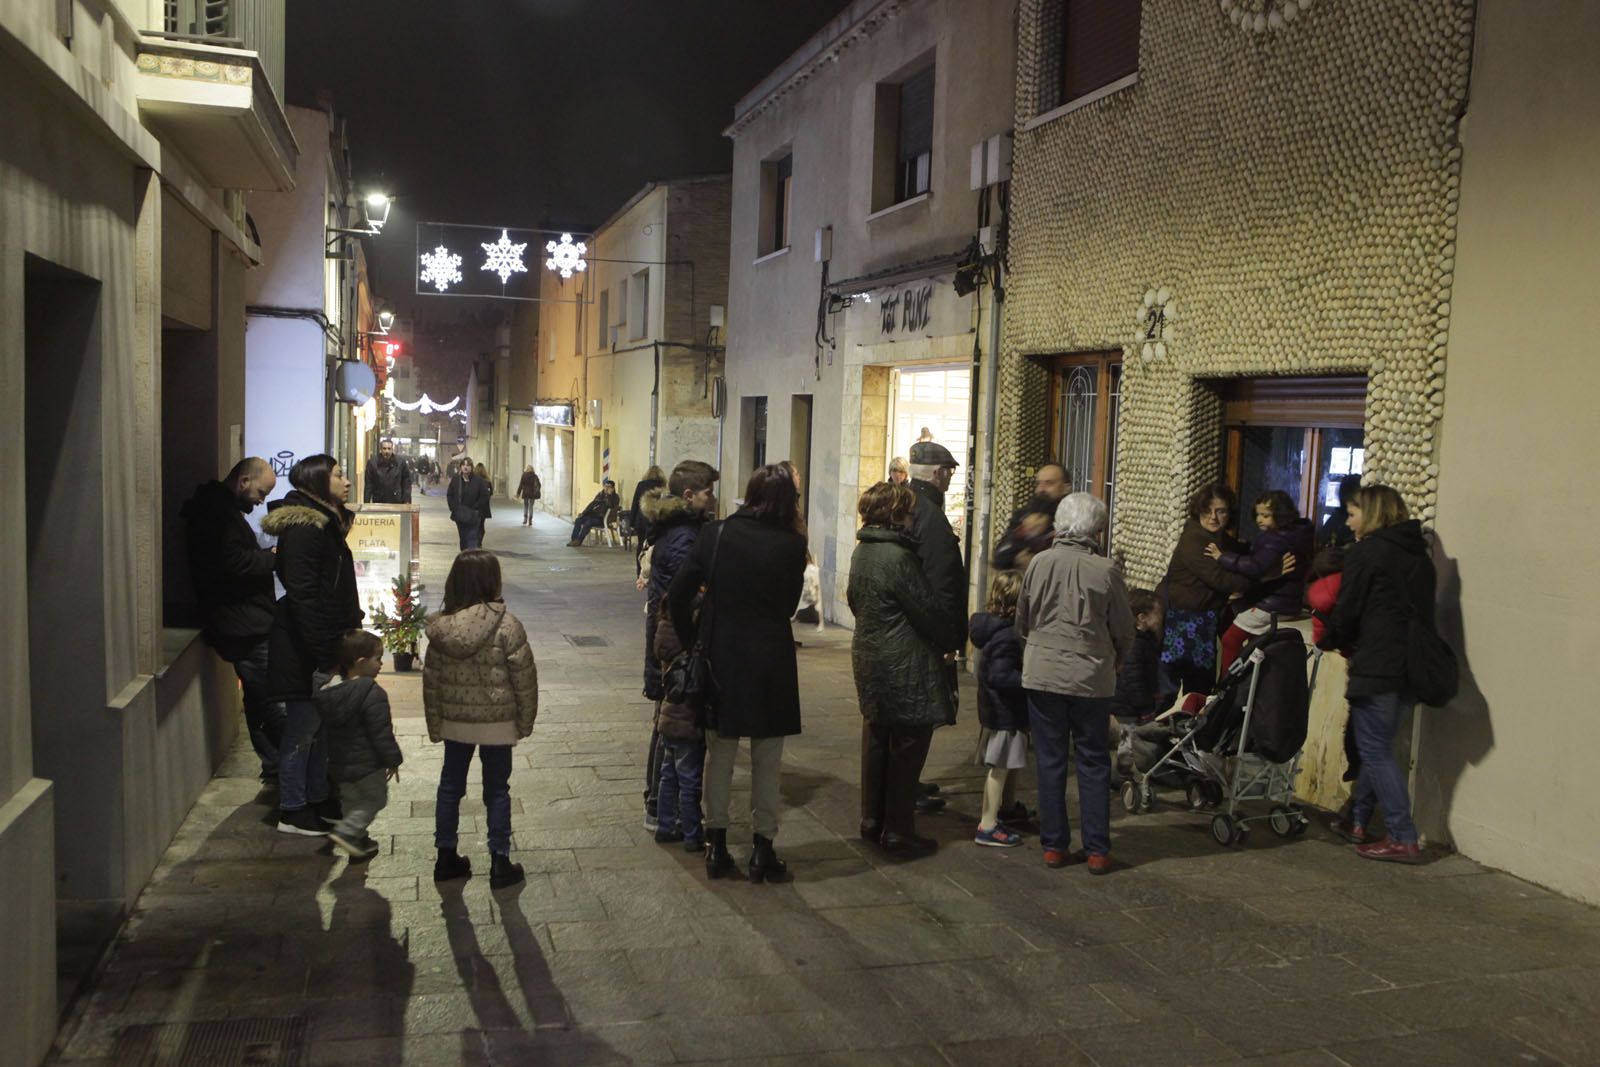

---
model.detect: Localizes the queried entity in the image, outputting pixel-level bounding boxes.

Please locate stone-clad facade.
[997,0,1474,583]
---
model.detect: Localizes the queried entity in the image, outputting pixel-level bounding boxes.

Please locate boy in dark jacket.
[1111,588,1171,724]
[651,616,705,851]
[314,630,403,860]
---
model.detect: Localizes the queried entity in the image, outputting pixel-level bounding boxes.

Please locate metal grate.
[564,635,609,647]
[112,1017,305,1066]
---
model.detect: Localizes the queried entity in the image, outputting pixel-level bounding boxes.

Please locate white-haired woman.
[1017,492,1134,874]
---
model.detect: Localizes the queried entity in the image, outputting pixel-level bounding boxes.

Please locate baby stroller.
[1119,623,1321,846]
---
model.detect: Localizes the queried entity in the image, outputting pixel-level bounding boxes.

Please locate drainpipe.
[974,263,1005,612]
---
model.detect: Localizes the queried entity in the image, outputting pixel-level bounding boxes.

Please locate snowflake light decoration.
[419,245,463,292]
[480,229,528,285]
[544,233,588,279]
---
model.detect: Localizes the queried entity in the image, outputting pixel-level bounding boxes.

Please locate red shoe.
[1356,839,1422,864]
[1329,817,1383,845]
[1086,853,1114,876]
[1043,849,1073,869]
[1179,692,1207,715]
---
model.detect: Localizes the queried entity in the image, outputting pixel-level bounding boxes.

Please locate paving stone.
[49,497,1600,1065]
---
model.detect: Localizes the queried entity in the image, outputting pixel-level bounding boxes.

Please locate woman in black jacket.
[668,464,806,883]
[447,458,492,550]
[1316,484,1433,864]
[260,455,363,835]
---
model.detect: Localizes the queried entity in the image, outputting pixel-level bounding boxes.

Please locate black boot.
[748,834,790,884]
[433,847,471,882]
[489,852,525,889]
[704,828,735,880]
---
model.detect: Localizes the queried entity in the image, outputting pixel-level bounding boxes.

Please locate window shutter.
[1063,0,1141,102]
[898,66,935,164]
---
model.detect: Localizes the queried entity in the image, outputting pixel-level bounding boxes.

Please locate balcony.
[135,16,296,192]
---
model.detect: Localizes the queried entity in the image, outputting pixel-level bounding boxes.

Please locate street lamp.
[328,190,394,250]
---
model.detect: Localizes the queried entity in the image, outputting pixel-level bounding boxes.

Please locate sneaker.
[974,824,1025,848]
[329,828,379,860]
[1356,839,1423,864]
[654,827,684,844]
[1086,853,1114,876]
[998,801,1036,824]
[276,808,328,836]
[914,795,947,815]
[643,811,660,833]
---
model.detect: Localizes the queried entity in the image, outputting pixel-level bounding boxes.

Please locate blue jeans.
[1349,691,1418,844]
[570,515,601,543]
[657,738,705,842]
[1027,690,1112,856]
[278,698,328,811]
[456,519,482,550]
[227,637,284,777]
[436,740,514,855]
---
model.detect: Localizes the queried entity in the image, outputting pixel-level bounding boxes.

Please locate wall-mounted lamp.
[327,191,394,253]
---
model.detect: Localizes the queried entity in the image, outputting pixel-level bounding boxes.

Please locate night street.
[44,495,1600,1067]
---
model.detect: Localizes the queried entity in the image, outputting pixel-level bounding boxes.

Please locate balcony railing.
[163,0,235,40]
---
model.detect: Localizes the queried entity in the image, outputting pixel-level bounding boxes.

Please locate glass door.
[1049,353,1122,541]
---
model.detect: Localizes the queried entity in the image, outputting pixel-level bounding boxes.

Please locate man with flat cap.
[899,439,969,818]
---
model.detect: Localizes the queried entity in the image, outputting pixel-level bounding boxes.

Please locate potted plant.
[370,571,428,671]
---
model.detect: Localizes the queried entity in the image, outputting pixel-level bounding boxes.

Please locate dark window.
[759,153,793,256]
[1039,0,1140,113]
[896,66,935,202]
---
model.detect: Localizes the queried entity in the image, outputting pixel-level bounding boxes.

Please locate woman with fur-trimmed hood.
[259,454,364,834]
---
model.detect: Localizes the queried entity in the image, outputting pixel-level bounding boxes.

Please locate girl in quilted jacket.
[423,550,538,889]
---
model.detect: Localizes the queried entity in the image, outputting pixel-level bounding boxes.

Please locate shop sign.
[533,403,574,427]
[351,510,406,619]
[867,275,969,338]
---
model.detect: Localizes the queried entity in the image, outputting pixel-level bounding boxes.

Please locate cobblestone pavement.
[52,493,1600,1066]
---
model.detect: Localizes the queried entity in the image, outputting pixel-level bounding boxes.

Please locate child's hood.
[311,672,377,717]
[968,611,1016,649]
[425,601,507,658]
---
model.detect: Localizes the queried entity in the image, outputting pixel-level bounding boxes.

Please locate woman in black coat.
[668,464,806,883]
[1317,484,1435,864]
[259,454,362,835]
[447,458,492,550]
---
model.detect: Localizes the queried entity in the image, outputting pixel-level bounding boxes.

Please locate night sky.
[285,1,851,318]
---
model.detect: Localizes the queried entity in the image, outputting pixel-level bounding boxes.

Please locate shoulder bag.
[1400,564,1459,707]
[663,523,725,725]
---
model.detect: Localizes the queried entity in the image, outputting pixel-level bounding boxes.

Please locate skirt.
[1160,607,1220,672]
[974,727,1030,770]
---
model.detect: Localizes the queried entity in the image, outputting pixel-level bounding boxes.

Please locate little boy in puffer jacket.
[313,629,403,861]
[651,618,706,851]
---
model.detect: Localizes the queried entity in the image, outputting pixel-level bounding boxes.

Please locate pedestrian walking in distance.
[517,464,542,525]
[260,455,364,837]
[363,438,412,504]
[424,550,538,889]
[447,458,491,551]
[179,456,284,785]
[314,630,402,861]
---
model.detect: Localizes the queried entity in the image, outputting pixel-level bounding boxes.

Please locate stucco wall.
[724,0,1017,608]
[1420,0,1600,903]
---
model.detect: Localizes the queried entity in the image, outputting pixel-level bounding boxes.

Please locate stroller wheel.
[1269,805,1296,838]
[1121,780,1142,815]
[1186,780,1211,811]
[1210,813,1234,846]
[1291,813,1310,836]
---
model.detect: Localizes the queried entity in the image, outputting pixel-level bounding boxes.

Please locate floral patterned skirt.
[1160,607,1220,673]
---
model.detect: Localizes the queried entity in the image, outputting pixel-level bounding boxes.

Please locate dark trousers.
[570,514,602,544]
[859,721,934,836]
[456,519,483,551]
[657,738,705,842]
[1027,690,1112,856]
[225,637,283,777]
[435,740,514,855]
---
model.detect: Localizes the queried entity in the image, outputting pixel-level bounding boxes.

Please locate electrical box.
[985,133,1013,185]
[814,225,832,263]
[709,304,726,329]
[979,225,997,255]
[970,142,986,191]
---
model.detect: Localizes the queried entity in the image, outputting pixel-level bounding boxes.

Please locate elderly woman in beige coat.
[423,550,538,889]
[1017,493,1133,874]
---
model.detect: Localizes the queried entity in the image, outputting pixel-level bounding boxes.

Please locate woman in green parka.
[848,481,966,856]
